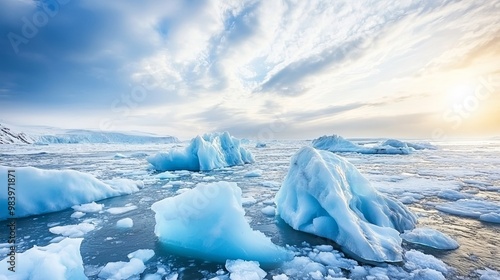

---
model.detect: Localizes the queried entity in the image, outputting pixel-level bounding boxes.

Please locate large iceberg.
[275,147,417,262]
[0,166,142,220]
[312,135,434,154]
[0,238,86,280]
[151,181,292,265]
[148,132,254,172]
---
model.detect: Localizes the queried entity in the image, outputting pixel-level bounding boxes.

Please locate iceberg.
[312,135,434,155]
[0,166,142,220]
[151,181,292,265]
[0,238,86,280]
[275,147,417,262]
[401,228,459,250]
[148,132,254,172]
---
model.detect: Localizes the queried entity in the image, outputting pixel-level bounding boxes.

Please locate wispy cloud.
[0,0,499,138]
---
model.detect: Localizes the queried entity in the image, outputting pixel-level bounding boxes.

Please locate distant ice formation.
[151,181,292,265]
[275,147,417,262]
[148,132,254,172]
[0,166,142,220]
[312,135,435,154]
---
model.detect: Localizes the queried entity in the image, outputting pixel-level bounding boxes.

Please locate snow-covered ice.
[0,238,86,280]
[98,249,154,279]
[275,146,417,262]
[225,260,266,280]
[148,132,254,172]
[0,166,142,220]
[151,181,292,265]
[49,222,96,238]
[401,228,459,250]
[72,202,104,213]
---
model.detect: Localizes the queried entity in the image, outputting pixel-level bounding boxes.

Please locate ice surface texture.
[148,131,254,171]
[0,238,86,280]
[275,147,417,262]
[0,166,141,220]
[401,228,459,250]
[312,135,435,154]
[151,181,292,265]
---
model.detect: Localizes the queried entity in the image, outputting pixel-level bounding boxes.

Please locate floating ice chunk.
[242,196,257,206]
[437,189,472,201]
[281,256,326,279]
[436,199,500,222]
[244,169,263,177]
[260,181,280,188]
[225,260,266,280]
[151,181,292,265]
[148,132,254,172]
[71,211,86,219]
[404,250,449,275]
[127,249,155,263]
[0,166,141,220]
[0,238,86,280]
[156,171,180,179]
[261,206,276,216]
[116,218,134,228]
[98,249,154,279]
[312,135,414,155]
[401,228,459,250]
[476,268,500,280]
[98,258,146,280]
[275,147,417,262]
[114,153,128,159]
[106,205,138,215]
[72,202,104,213]
[272,274,288,280]
[49,222,96,238]
[255,142,267,148]
[479,212,500,224]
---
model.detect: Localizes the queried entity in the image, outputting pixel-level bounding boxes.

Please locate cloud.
[1,0,499,138]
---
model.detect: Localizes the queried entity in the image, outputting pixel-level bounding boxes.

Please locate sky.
[0,0,499,140]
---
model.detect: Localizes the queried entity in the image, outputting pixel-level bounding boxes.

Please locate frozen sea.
[0,139,499,279]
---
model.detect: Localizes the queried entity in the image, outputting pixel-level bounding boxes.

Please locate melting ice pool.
[0,140,499,279]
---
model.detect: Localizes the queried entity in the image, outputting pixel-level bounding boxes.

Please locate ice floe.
[401,227,459,250]
[0,166,142,220]
[435,199,500,223]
